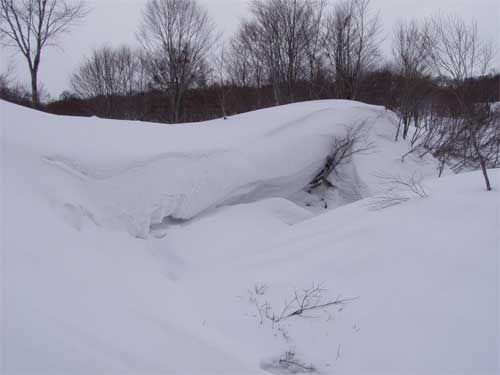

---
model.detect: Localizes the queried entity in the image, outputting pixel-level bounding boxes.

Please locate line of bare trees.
[225,0,382,104]
[55,0,387,121]
[2,0,497,119]
[31,0,385,121]
[392,14,499,190]
[69,45,148,117]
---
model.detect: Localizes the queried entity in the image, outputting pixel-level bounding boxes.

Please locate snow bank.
[2,101,498,374]
[3,130,498,373]
[1,100,441,237]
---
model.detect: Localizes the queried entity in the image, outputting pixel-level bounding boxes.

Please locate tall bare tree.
[392,19,433,141]
[405,14,498,190]
[431,14,496,190]
[212,42,230,119]
[0,59,30,103]
[137,0,216,123]
[0,0,88,106]
[227,33,253,88]
[323,0,382,100]
[248,0,323,104]
[429,14,493,98]
[304,0,327,99]
[228,23,263,89]
[70,45,147,115]
[228,20,266,107]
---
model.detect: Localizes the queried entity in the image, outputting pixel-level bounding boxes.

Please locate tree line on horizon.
[0,0,498,121]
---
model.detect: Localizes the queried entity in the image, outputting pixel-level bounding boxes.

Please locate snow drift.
[2,100,498,375]
[1,100,441,237]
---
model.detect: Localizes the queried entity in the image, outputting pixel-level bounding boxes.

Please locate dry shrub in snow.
[249,283,358,374]
[368,172,428,210]
[309,121,373,190]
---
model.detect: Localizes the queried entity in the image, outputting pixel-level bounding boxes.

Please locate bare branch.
[368,172,428,210]
[309,120,374,189]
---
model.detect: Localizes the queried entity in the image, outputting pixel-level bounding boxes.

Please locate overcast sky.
[1,0,499,98]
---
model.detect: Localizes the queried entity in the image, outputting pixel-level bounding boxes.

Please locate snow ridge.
[2,99,441,237]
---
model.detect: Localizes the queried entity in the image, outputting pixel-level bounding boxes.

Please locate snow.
[1,100,498,374]
[1,100,442,237]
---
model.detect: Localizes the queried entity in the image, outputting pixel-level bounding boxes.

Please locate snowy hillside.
[1,100,498,375]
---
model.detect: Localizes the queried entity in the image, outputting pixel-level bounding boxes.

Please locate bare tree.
[70,45,146,116]
[404,103,500,190]
[0,0,88,106]
[304,0,327,99]
[392,19,433,141]
[228,23,264,89]
[430,14,493,97]
[323,0,382,100]
[137,0,216,123]
[248,0,323,104]
[0,60,30,103]
[227,36,252,88]
[0,58,13,95]
[427,14,497,190]
[70,45,145,97]
[228,20,266,107]
[463,106,500,190]
[212,42,230,119]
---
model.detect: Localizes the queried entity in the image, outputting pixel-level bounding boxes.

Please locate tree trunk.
[480,159,492,191]
[395,117,402,141]
[402,116,410,140]
[169,95,177,123]
[173,91,183,124]
[30,68,40,107]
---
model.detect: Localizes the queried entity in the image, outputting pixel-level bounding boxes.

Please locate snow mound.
[2,101,498,374]
[1,100,442,237]
[3,125,498,374]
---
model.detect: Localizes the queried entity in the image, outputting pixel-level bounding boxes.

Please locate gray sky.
[1,0,499,98]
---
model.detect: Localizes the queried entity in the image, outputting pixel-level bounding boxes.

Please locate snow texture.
[1,100,442,237]
[1,100,498,375]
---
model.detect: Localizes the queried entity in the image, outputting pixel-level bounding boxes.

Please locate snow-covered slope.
[1,100,441,237]
[2,101,498,375]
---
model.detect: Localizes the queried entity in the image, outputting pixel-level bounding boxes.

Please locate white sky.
[1,0,499,98]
